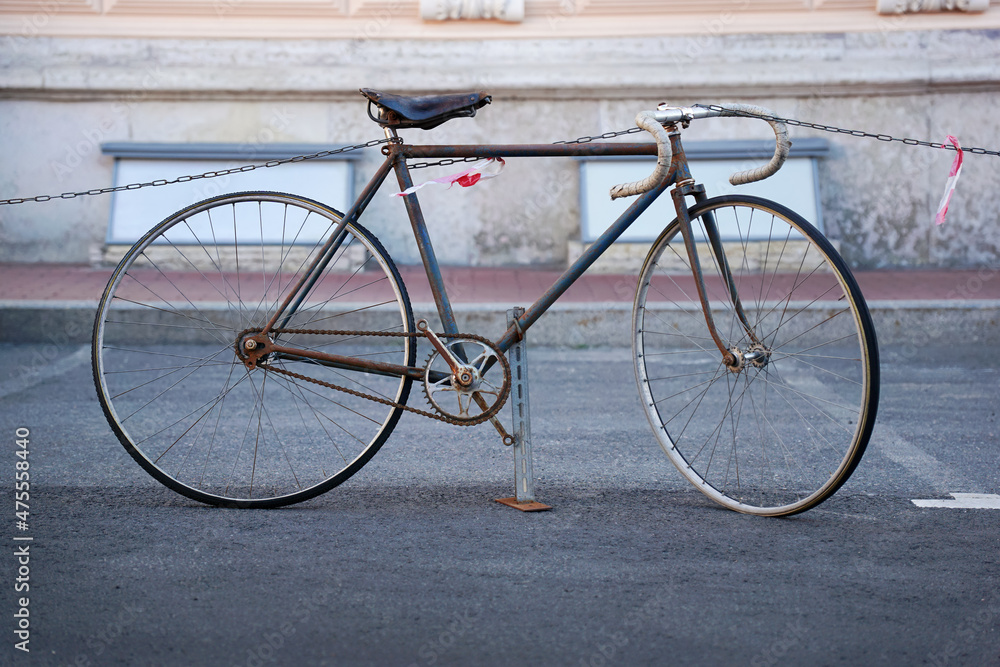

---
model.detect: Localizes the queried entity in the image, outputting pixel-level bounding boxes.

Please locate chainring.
[421,338,511,423]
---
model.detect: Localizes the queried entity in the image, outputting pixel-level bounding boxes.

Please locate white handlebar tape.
[609,110,673,200]
[715,103,791,185]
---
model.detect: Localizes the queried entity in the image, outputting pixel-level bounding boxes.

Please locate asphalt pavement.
[1,341,998,666]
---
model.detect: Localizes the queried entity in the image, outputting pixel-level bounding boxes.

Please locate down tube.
[495,176,673,354]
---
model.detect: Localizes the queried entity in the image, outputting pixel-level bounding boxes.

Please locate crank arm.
[472,392,515,446]
[417,319,474,386]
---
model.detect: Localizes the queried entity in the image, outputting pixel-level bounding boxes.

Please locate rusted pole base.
[496,497,551,512]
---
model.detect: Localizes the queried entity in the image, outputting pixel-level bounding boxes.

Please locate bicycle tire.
[93,191,415,508]
[633,195,879,516]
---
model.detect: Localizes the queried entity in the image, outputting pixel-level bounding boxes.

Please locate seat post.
[383,127,399,141]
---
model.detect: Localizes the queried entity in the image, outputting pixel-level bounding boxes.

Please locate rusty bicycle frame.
[91,95,884,515]
[239,107,754,386]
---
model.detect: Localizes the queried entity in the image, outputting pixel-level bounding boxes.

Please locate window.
[579,138,828,243]
[102,143,359,244]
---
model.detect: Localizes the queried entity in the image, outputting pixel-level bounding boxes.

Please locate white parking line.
[0,346,90,400]
[788,373,985,498]
[912,493,1000,509]
[874,430,981,494]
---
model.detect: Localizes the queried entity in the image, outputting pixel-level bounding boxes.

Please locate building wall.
[1,2,999,269]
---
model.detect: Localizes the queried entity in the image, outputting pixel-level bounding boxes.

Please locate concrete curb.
[2,299,997,347]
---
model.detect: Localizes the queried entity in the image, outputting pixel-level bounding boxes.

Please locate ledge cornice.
[0,1,998,38]
[3,32,999,100]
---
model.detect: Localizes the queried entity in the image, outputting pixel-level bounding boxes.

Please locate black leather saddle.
[360,88,492,130]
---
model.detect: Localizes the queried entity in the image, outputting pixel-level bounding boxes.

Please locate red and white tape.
[394,158,505,197]
[935,135,963,225]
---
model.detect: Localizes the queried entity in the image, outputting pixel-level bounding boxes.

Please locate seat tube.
[393,158,461,336]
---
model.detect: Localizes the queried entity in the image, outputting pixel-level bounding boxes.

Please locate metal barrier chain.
[0,138,393,206]
[551,126,646,145]
[5,108,998,205]
[406,126,647,169]
[694,104,1000,157]
[407,156,483,170]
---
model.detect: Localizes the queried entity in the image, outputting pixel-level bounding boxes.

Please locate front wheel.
[93,192,416,508]
[633,195,879,516]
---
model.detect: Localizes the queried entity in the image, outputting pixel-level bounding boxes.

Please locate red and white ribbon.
[934,135,963,225]
[394,158,505,197]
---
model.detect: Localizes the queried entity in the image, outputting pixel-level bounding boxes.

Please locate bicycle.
[91,89,880,516]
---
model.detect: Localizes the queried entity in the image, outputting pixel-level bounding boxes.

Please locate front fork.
[671,182,760,370]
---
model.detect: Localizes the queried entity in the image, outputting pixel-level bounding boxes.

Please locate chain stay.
[255,327,511,427]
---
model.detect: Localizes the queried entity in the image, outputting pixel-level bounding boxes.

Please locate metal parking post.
[496,307,551,512]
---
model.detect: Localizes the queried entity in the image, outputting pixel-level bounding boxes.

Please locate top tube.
[399,143,659,159]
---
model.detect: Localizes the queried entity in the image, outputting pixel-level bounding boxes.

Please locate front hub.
[726,343,771,374]
[744,343,771,369]
[725,346,744,373]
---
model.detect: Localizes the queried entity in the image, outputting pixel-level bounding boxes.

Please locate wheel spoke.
[93,193,414,507]
[634,196,878,516]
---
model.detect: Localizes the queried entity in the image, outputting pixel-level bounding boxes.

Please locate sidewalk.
[1,263,998,345]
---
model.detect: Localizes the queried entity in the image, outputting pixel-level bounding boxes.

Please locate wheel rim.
[94,193,414,507]
[633,196,878,516]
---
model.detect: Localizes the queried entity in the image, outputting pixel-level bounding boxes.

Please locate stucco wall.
[1,30,998,268]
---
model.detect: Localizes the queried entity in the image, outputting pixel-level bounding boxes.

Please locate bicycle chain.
[237,327,511,427]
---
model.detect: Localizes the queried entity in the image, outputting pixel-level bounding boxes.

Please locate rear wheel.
[633,195,879,516]
[93,192,415,507]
